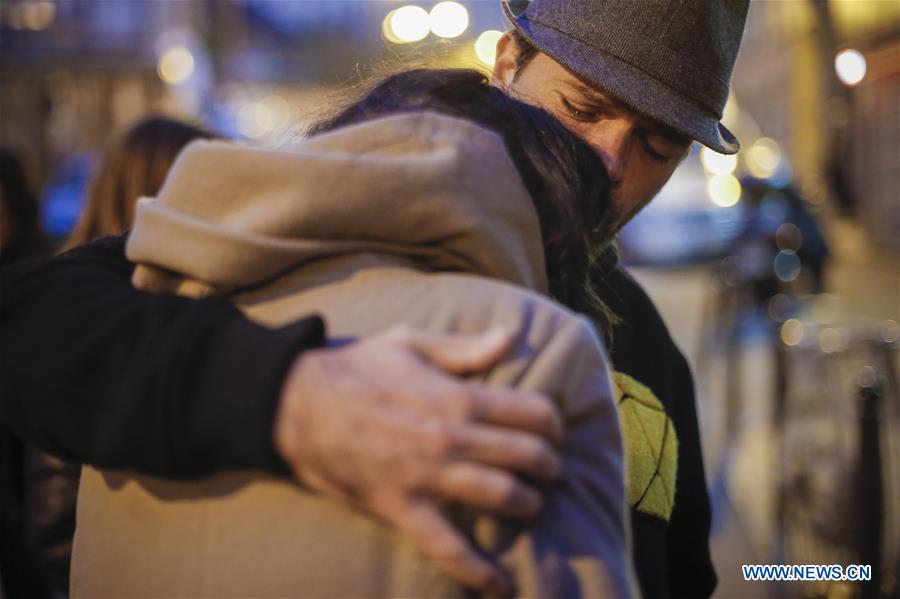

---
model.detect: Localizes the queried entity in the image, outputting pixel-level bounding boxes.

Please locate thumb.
[403,328,513,375]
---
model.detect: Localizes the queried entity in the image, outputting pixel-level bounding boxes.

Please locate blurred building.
[0,0,506,237]
[733,0,899,250]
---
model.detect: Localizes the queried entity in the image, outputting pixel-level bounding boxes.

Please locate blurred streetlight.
[706,173,742,207]
[781,319,804,346]
[237,103,265,139]
[429,2,468,39]
[745,137,782,179]
[236,95,291,139]
[835,49,866,87]
[382,10,403,44]
[700,147,737,175]
[475,30,503,66]
[255,95,290,131]
[158,47,195,85]
[385,6,430,44]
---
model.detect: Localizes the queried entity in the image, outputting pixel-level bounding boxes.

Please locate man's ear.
[491,31,519,88]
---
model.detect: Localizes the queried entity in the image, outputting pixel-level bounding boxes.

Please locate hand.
[274,325,564,596]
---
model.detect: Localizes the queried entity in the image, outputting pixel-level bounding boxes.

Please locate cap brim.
[503,4,740,154]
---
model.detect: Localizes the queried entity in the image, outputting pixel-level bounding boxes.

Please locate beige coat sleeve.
[475,313,634,598]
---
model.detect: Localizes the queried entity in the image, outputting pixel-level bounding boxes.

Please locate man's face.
[494,35,692,229]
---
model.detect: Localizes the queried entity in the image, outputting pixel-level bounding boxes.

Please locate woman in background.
[64,116,214,249]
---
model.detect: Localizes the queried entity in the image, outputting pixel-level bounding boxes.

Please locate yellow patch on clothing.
[612,372,678,521]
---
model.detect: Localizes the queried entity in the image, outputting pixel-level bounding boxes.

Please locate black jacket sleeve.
[0,235,325,478]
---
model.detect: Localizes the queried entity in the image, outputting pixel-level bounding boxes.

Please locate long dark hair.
[64,116,214,250]
[311,69,615,331]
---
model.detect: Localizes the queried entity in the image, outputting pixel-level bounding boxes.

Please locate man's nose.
[587,123,631,184]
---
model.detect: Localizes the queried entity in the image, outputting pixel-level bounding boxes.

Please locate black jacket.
[597,265,716,599]
[0,235,713,598]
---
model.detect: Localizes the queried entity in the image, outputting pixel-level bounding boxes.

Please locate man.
[0,0,749,596]
[488,2,749,596]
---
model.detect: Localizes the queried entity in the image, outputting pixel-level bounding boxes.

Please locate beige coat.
[72,113,632,598]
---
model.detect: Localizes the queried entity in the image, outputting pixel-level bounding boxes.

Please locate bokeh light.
[835,49,866,86]
[382,10,403,44]
[388,6,430,43]
[768,293,796,322]
[773,250,801,282]
[781,319,804,346]
[746,137,782,179]
[236,95,291,138]
[700,147,738,175]
[237,103,265,139]
[857,365,878,389]
[880,320,899,343]
[775,222,802,252]
[255,95,290,131]
[706,174,742,207]
[429,2,468,39]
[474,30,503,66]
[158,47,195,85]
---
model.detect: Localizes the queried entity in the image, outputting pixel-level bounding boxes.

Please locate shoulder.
[424,273,612,406]
[426,272,603,349]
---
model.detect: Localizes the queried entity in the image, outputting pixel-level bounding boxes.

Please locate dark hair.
[509,29,540,78]
[0,148,50,265]
[64,116,215,250]
[311,68,615,331]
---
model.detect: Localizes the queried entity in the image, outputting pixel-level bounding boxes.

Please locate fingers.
[372,494,513,596]
[397,327,514,375]
[468,384,565,444]
[429,462,544,519]
[377,326,564,445]
[445,423,561,482]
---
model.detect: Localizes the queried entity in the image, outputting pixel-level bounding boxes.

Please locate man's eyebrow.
[563,81,620,107]
[563,79,692,146]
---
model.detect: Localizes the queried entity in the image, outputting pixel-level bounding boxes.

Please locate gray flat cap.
[502,0,750,154]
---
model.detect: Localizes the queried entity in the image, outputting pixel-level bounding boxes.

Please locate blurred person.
[0,148,54,599]
[72,69,630,598]
[64,116,215,250]
[0,1,751,596]
[738,178,831,294]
